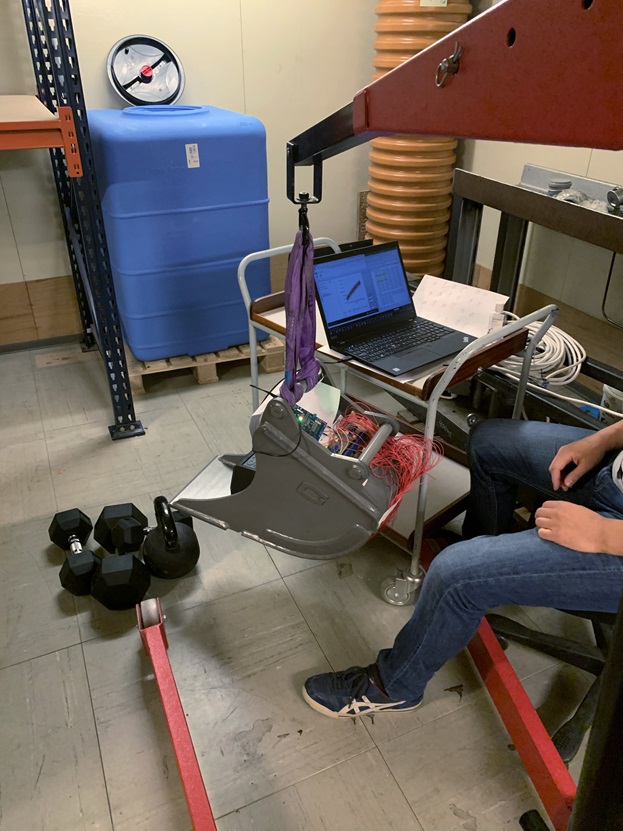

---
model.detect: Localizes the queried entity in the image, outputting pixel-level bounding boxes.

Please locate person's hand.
[535,502,608,552]
[548,434,607,492]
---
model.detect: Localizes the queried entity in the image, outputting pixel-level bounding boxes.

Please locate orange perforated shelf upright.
[0,95,82,176]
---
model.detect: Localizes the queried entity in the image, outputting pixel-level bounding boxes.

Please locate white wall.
[0,0,378,287]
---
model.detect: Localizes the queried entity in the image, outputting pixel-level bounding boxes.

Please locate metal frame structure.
[19,0,144,439]
[237,237,342,411]
[465,582,577,830]
[137,599,217,831]
[0,97,82,175]
[286,0,621,203]
[238,245,556,576]
[283,0,623,828]
[446,167,623,306]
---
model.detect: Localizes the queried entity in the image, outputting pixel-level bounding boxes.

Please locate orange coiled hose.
[366,0,473,276]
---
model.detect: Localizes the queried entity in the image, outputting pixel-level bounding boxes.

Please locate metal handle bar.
[358,422,394,467]
[410,303,559,574]
[238,237,341,410]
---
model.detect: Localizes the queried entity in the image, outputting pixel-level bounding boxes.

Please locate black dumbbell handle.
[154,496,178,551]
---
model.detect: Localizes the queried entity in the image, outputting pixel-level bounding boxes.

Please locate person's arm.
[540,419,623,555]
[549,419,623,492]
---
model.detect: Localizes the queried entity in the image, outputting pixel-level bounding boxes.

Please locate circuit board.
[292,404,327,440]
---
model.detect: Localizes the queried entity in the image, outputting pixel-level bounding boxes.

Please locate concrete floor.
[0,342,593,830]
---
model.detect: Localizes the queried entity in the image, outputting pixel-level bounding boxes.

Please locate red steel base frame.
[353,0,622,151]
[137,547,577,831]
[137,599,217,831]
[421,540,575,831]
[469,620,575,830]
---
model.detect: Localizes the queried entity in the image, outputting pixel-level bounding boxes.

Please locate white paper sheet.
[291,381,341,426]
[413,274,509,337]
[250,380,341,435]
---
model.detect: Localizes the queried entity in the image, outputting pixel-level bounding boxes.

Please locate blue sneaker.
[303,664,422,719]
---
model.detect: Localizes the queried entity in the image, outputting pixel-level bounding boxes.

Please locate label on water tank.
[420,0,447,5]
[185,143,200,168]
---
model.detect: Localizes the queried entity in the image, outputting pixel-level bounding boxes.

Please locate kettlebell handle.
[154,496,178,550]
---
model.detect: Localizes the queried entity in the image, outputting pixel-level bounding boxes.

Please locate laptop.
[313,241,475,376]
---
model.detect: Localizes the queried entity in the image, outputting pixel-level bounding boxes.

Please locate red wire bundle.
[331,410,443,522]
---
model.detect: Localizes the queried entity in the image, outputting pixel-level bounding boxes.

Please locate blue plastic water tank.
[88,105,271,361]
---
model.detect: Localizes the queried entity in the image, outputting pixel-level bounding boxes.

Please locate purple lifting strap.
[279,229,322,405]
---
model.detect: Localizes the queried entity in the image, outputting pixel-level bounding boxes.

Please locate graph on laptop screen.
[314,245,412,331]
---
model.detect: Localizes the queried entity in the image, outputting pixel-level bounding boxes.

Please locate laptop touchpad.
[428,336,464,355]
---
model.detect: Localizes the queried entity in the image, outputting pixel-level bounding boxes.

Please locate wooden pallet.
[125,336,284,395]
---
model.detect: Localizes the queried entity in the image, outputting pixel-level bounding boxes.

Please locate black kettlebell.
[142,496,200,579]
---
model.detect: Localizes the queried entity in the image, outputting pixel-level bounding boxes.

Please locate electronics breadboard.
[292,405,327,440]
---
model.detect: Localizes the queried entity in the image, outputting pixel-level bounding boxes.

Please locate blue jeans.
[377,419,623,704]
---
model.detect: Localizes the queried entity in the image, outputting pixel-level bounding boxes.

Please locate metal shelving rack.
[1,0,144,440]
[0,95,81,172]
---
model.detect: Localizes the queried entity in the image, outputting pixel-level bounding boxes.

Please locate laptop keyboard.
[347,319,454,362]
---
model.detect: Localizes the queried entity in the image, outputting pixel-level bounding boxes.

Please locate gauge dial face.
[107,35,185,105]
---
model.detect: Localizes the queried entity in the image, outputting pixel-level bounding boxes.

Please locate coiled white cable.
[492,312,623,420]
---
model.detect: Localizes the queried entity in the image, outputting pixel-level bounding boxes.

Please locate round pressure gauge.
[107,35,185,106]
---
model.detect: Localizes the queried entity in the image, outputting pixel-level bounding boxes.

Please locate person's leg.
[375,423,623,704]
[303,419,623,717]
[462,419,606,538]
[377,525,623,703]
[305,505,623,717]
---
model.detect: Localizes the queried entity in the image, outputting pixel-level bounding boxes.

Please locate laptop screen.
[314,242,414,338]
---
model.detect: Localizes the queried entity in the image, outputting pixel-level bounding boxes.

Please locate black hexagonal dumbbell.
[111,512,194,554]
[49,508,98,596]
[95,503,149,554]
[90,554,151,611]
[111,516,146,554]
[91,503,152,611]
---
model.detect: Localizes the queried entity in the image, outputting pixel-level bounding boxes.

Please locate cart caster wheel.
[494,634,510,651]
[381,577,415,607]
[139,598,161,628]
